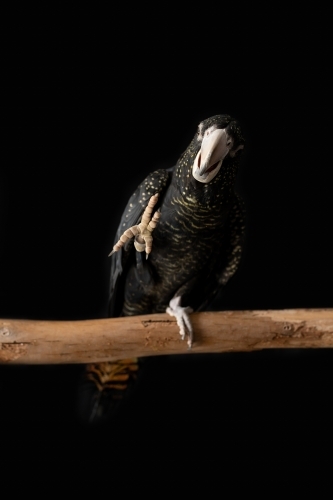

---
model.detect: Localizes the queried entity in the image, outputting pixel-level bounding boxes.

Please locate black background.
[1,13,332,491]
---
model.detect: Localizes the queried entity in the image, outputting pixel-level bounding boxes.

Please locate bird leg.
[166,296,194,349]
[108,194,161,259]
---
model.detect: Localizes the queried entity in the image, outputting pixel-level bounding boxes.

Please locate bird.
[78,114,246,423]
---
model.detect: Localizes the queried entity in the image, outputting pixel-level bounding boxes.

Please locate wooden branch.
[1,309,333,364]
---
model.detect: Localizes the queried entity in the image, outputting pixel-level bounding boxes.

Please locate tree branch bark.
[1,309,333,364]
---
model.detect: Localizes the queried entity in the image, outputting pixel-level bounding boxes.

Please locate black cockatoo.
[79,114,246,423]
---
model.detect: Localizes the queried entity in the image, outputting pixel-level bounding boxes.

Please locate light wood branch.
[1,309,333,364]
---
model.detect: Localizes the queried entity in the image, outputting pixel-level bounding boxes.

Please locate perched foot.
[166,296,194,348]
[109,194,161,259]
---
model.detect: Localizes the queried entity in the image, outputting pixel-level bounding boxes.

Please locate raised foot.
[108,194,161,258]
[166,296,194,348]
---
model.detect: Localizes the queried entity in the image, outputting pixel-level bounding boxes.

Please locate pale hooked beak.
[192,128,231,183]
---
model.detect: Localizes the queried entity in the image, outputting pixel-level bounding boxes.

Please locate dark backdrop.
[1,15,332,491]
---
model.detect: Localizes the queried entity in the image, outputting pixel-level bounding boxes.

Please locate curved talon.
[108,194,160,257]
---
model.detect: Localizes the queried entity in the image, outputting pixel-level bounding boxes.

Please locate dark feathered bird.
[78,114,246,423]
[108,113,245,342]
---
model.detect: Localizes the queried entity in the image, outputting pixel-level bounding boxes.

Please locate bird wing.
[108,168,172,316]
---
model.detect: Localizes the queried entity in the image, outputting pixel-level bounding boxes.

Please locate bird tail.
[76,358,141,425]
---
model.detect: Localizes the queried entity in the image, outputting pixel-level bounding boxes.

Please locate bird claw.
[109,194,161,257]
[166,296,194,348]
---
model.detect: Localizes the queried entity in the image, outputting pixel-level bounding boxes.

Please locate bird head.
[192,115,245,184]
[175,115,245,203]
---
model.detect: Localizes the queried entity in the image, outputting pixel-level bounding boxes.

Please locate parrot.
[78,114,246,423]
